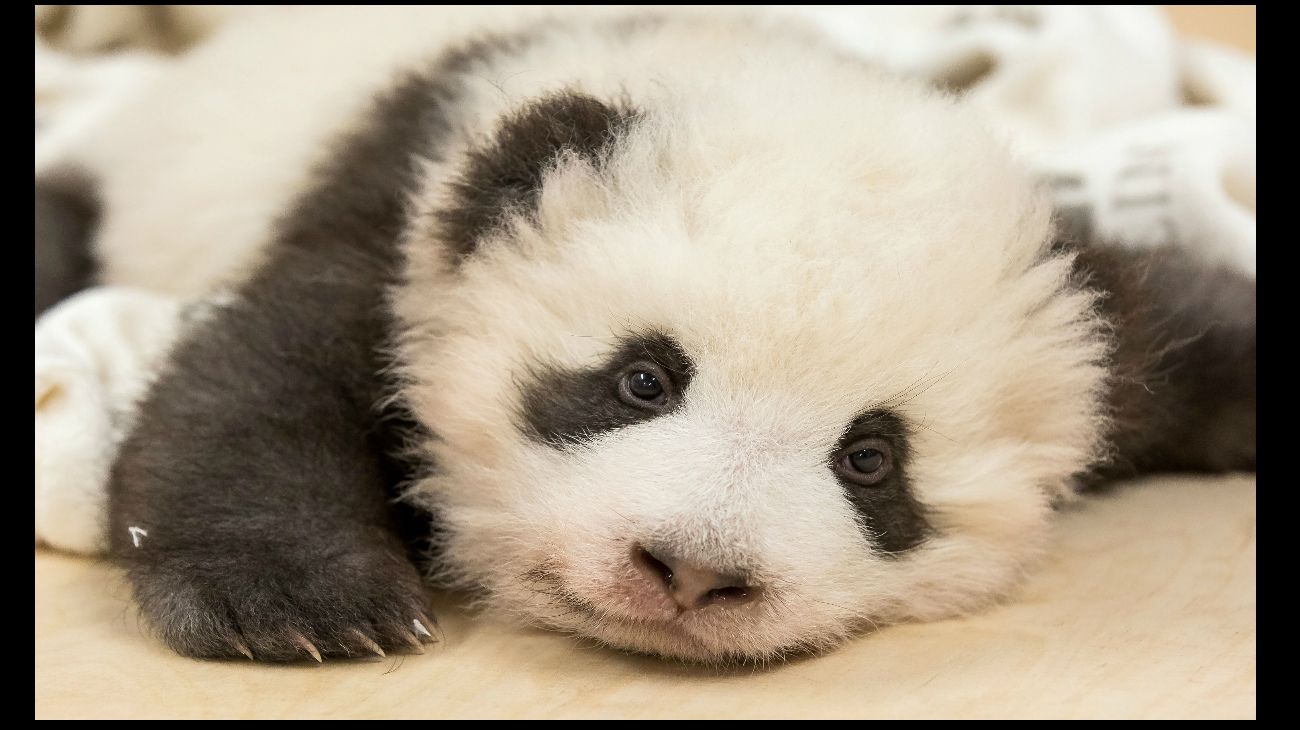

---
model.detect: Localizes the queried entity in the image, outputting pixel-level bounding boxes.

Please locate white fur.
[391,15,1109,661]
[57,9,1111,662]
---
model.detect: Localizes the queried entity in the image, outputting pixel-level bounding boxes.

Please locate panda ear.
[1065,238,1256,484]
[437,91,638,257]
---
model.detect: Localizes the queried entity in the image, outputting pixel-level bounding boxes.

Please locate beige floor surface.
[35,475,1255,719]
[1166,5,1256,53]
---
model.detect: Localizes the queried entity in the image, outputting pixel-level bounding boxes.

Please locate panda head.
[390,63,1109,663]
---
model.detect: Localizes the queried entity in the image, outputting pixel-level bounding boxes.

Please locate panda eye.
[835,439,893,486]
[618,364,670,409]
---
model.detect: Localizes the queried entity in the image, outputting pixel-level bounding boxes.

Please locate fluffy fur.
[37,8,1255,664]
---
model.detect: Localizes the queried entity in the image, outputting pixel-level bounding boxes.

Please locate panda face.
[390,62,1109,662]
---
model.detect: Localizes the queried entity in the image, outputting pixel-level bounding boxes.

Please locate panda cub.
[45,8,1254,663]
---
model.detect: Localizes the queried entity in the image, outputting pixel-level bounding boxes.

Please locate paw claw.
[401,629,425,653]
[348,628,385,658]
[413,618,435,642]
[291,632,323,663]
[232,639,255,661]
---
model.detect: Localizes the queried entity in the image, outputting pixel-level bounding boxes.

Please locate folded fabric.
[35,5,248,55]
[770,6,1256,275]
[1036,110,1256,274]
[1180,40,1257,121]
[34,39,163,173]
[35,287,182,554]
[771,5,1182,155]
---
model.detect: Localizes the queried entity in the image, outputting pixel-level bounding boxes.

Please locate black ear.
[438,91,639,257]
[1066,238,1256,483]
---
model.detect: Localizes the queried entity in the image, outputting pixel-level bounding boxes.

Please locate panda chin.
[546,601,782,665]
[564,605,829,666]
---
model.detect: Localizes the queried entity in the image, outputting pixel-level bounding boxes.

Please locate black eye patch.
[519,332,694,446]
[832,410,930,555]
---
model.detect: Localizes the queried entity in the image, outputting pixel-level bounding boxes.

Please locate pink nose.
[632,545,760,610]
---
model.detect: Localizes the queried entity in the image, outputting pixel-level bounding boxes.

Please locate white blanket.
[35,288,181,553]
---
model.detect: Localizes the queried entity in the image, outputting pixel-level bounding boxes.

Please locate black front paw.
[122,539,436,662]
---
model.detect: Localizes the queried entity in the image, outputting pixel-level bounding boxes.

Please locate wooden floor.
[36,475,1255,719]
[1165,5,1256,53]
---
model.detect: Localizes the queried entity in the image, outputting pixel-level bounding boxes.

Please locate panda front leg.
[106,248,433,662]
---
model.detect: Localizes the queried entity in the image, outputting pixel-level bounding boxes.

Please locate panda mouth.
[517,560,804,662]
[545,587,791,664]
[521,562,752,630]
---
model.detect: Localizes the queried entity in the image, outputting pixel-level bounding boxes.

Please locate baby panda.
[37,7,1255,663]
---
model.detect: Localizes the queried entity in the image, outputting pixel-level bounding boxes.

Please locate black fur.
[104,38,530,661]
[1068,241,1256,483]
[436,92,640,258]
[833,410,928,554]
[520,332,695,445]
[34,177,99,318]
